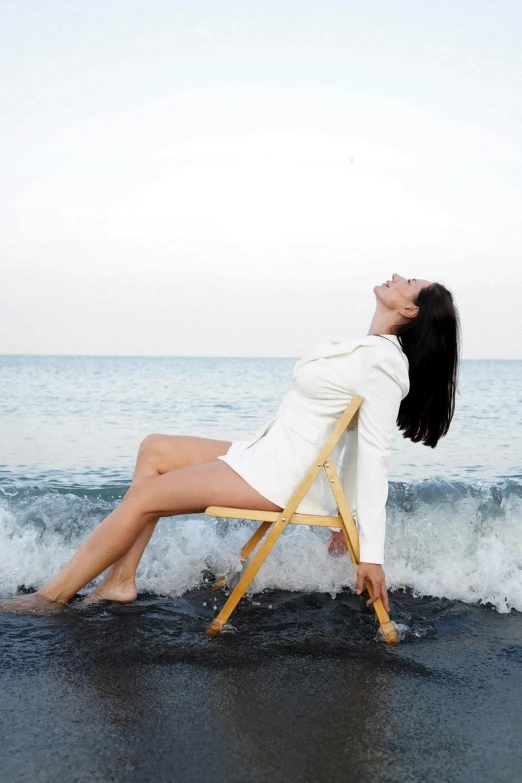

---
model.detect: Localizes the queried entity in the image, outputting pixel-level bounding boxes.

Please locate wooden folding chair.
[205,394,398,644]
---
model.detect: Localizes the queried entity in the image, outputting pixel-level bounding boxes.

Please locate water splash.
[0,478,521,614]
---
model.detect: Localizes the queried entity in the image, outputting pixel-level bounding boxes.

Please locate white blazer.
[218,333,410,564]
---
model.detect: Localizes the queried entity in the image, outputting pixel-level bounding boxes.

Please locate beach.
[3,0,522,778]
[1,354,521,782]
[1,587,521,782]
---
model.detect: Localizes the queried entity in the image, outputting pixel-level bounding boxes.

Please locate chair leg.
[338,514,398,645]
[211,521,272,591]
[241,521,272,560]
[206,516,289,635]
[325,463,399,645]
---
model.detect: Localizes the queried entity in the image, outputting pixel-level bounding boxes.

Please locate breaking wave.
[0,478,521,614]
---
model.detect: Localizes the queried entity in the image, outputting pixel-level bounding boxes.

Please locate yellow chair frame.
[205,394,398,644]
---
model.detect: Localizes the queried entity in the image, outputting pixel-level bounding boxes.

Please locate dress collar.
[294,332,408,375]
[370,333,408,362]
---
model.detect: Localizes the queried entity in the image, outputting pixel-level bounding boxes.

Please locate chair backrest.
[276,394,364,522]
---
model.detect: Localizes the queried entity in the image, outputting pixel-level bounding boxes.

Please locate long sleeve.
[354,358,403,564]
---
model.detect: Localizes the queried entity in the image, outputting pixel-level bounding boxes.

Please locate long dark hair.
[394,282,461,448]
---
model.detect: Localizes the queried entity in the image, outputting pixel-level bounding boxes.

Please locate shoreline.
[1,587,521,782]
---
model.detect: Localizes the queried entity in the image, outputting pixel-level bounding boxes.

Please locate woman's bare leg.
[81,434,234,604]
[0,458,283,614]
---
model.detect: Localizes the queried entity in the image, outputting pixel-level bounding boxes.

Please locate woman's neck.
[367,312,398,336]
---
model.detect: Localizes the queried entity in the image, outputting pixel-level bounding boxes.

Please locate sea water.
[0,354,521,613]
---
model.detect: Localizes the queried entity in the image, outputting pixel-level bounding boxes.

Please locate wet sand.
[1,587,521,782]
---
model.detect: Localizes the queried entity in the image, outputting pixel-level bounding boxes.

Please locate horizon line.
[0,353,515,361]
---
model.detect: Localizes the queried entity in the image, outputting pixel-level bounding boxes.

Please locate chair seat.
[205,506,340,527]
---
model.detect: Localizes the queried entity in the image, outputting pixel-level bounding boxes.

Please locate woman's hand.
[356,562,389,612]
[327,530,348,556]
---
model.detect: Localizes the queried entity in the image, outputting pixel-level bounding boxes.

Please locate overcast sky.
[1,1,521,359]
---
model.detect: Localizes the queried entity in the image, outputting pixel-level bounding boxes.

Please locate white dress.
[217,334,410,564]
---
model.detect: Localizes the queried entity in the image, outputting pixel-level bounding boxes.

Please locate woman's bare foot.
[0,591,66,615]
[79,576,137,606]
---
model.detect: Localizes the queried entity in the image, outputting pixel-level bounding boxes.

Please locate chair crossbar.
[205,507,341,527]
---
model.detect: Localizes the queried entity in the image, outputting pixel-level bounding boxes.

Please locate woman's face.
[375,273,432,308]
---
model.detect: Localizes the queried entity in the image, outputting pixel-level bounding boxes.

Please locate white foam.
[385,492,522,613]
[0,487,521,613]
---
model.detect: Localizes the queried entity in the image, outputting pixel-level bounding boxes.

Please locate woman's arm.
[355,356,403,565]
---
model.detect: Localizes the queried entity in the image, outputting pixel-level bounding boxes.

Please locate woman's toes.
[77,590,108,607]
[0,592,65,615]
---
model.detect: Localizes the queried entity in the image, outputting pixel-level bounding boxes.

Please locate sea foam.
[0,479,521,614]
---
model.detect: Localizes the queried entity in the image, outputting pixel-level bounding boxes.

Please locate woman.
[0,273,461,616]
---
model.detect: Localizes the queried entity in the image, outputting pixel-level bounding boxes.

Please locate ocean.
[1,354,521,613]
[1,353,521,782]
